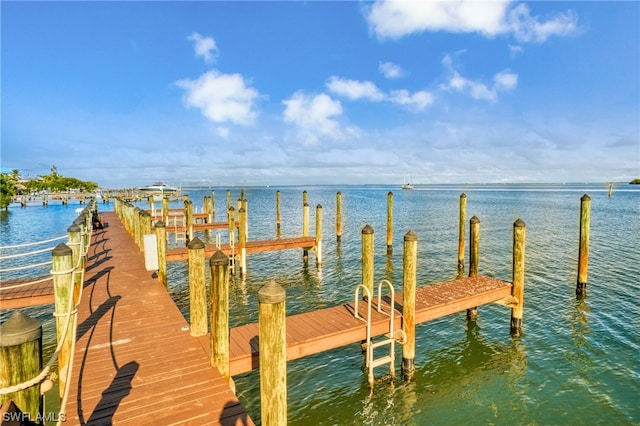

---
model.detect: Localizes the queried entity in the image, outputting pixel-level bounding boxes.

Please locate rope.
[0,235,66,250]
[0,260,52,273]
[0,246,57,260]
[0,276,52,290]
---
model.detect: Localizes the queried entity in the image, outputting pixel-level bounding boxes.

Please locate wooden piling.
[336,192,342,241]
[315,204,323,266]
[467,216,480,320]
[187,237,207,336]
[302,190,308,206]
[458,193,467,273]
[211,190,216,222]
[303,202,310,261]
[228,207,236,244]
[52,243,74,397]
[511,219,526,336]
[362,225,375,296]
[155,221,168,289]
[67,224,82,305]
[162,197,169,224]
[238,207,247,278]
[226,189,231,211]
[258,281,287,426]
[276,190,281,237]
[577,194,591,297]
[402,230,418,380]
[185,200,194,243]
[0,312,43,421]
[209,250,234,392]
[387,192,393,254]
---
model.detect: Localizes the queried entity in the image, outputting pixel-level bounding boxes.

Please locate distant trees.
[0,165,99,209]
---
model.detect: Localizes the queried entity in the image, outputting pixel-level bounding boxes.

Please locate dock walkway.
[65,212,252,425]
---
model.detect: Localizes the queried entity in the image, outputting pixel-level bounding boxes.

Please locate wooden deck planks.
[65,212,253,426]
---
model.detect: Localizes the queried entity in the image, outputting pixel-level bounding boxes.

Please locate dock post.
[336,192,342,241]
[67,224,82,304]
[362,225,375,296]
[238,207,247,278]
[276,190,281,237]
[402,230,418,380]
[185,200,194,243]
[0,312,43,421]
[387,192,393,254]
[303,202,310,261]
[511,219,526,336]
[155,221,168,289]
[302,190,308,206]
[226,189,231,211]
[577,194,591,297]
[162,197,169,224]
[209,250,234,392]
[187,237,207,336]
[315,204,323,266]
[148,196,154,219]
[211,189,216,222]
[52,243,74,397]
[458,193,467,274]
[467,216,480,320]
[258,281,287,426]
[134,207,142,249]
[242,198,249,241]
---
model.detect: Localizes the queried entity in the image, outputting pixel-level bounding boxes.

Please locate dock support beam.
[458,193,467,274]
[577,194,591,298]
[402,230,418,380]
[387,192,393,254]
[276,190,281,237]
[0,312,43,421]
[210,250,234,392]
[187,237,207,336]
[467,216,480,321]
[362,225,375,297]
[52,243,74,397]
[511,219,526,336]
[259,281,287,426]
[315,204,323,266]
[336,192,342,241]
[155,221,168,289]
[303,202,310,261]
[238,207,247,278]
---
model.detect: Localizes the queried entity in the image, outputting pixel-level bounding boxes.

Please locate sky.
[1,1,638,188]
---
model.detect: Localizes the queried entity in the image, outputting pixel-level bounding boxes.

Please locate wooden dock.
[196,275,512,376]
[0,276,54,309]
[65,212,253,425]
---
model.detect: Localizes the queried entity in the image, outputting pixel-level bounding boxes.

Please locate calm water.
[1,184,639,425]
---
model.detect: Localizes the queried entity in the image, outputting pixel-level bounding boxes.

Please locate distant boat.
[401,171,414,190]
[139,182,178,199]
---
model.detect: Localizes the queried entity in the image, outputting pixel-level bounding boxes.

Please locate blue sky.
[2,1,638,188]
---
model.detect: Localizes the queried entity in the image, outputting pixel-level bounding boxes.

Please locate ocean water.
[1,184,639,425]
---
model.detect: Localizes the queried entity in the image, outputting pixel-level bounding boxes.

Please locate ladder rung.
[370,338,394,349]
[370,355,393,369]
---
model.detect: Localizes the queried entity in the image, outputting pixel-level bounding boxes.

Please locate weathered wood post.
[511,219,526,336]
[387,192,394,254]
[155,221,168,289]
[134,207,142,249]
[211,189,216,222]
[227,206,236,273]
[209,250,234,392]
[315,204,323,266]
[185,200,194,243]
[226,189,231,211]
[238,207,247,278]
[162,197,169,224]
[302,202,310,261]
[276,190,281,237]
[52,243,74,397]
[258,281,287,426]
[402,230,418,380]
[242,198,249,242]
[362,225,375,296]
[302,190,308,206]
[336,192,342,241]
[148,196,154,219]
[467,216,480,320]
[0,312,43,421]
[458,193,467,274]
[187,237,207,336]
[67,224,82,305]
[577,194,591,297]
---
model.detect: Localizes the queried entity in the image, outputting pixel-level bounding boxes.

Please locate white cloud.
[440,54,517,102]
[188,32,218,63]
[282,91,345,144]
[379,61,405,79]
[326,76,385,101]
[364,0,578,43]
[389,89,434,109]
[176,70,259,125]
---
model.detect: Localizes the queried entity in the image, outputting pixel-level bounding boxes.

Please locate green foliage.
[630,178,640,185]
[0,174,16,209]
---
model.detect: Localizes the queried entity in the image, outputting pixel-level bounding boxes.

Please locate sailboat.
[401,171,413,190]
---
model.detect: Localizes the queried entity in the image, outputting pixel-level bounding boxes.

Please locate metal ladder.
[354,279,403,387]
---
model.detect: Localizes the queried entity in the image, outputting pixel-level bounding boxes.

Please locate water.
[1,184,639,425]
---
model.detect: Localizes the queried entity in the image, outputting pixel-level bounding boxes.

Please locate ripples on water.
[2,184,638,425]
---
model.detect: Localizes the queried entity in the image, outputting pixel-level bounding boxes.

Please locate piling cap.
[155,221,166,228]
[581,194,591,201]
[404,230,418,241]
[187,237,205,249]
[209,250,229,266]
[258,281,286,304]
[470,215,480,224]
[67,224,81,233]
[0,312,42,347]
[460,193,467,198]
[514,218,526,227]
[52,242,72,256]
[362,224,374,234]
